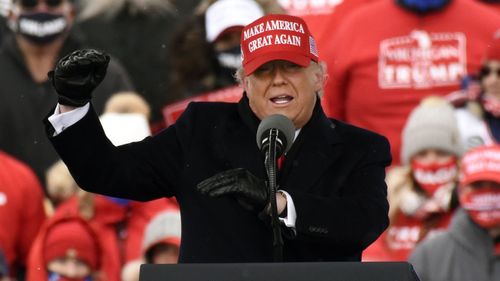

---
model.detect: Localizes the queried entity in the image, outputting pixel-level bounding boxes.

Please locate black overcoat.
[46,95,391,263]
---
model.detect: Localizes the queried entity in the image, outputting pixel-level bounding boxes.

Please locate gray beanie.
[401,96,462,164]
[142,210,182,253]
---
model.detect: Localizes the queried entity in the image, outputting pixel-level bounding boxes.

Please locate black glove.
[48,49,110,107]
[197,168,269,213]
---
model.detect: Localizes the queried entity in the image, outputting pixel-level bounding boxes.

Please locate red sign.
[378,30,467,89]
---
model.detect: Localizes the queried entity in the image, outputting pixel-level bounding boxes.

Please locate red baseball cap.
[241,14,319,75]
[460,145,500,186]
[484,30,500,62]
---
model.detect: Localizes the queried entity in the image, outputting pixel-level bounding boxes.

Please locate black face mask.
[15,12,68,45]
[215,45,242,83]
[216,45,242,70]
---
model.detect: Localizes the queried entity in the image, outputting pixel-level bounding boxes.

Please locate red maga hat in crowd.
[484,30,500,62]
[460,145,500,186]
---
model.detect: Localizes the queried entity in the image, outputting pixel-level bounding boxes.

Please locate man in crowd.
[0,0,133,183]
[44,14,391,262]
[321,0,500,165]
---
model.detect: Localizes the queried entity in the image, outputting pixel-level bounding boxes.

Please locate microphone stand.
[264,128,284,262]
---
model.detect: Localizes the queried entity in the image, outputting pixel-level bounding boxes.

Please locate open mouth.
[270,95,294,104]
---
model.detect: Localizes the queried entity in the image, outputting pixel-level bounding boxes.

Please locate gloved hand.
[197,168,269,213]
[48,49,110,107]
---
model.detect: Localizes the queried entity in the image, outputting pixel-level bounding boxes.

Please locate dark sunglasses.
[480,66,500,78]
[19,0,63,8]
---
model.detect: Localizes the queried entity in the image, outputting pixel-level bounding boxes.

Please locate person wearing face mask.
[409,144,500,281]
[166,0,280,108]
[363,96,463,261]
[26,216,105,281]
[455,32,500,151]
[0,0,134,184]
[321,0,500,167]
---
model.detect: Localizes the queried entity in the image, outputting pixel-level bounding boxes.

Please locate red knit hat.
[43,220,99,270]
[240,14,319,75]
[142,211,181,255]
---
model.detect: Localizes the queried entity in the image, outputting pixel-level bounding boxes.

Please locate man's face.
[243,60,324,129]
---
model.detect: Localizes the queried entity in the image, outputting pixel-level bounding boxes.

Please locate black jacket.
[46,95,391,262]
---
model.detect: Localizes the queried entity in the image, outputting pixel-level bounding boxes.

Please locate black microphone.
[255,114,294,262]
[256,114,295,157]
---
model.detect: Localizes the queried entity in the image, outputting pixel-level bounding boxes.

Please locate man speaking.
[44,14,391,262]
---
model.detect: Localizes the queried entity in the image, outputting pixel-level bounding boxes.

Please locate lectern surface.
[139,262,420,281]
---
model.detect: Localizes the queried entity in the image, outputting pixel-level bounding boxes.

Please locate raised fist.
[48,49,110,107]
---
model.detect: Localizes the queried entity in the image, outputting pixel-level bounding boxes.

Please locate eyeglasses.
[479,65,500,78]
[19,0,64,9]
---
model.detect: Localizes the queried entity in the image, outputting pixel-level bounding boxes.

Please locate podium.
[139,262,420,281]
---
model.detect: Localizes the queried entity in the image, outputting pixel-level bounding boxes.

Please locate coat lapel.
[217,96,267,179]
[218,95,344,187]
[280,102,344,193]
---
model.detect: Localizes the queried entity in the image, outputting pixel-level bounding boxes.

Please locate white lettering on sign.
[378,30,467,89]
[387,226,420,250]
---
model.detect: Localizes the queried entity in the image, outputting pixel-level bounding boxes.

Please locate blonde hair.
[104,91,151,119]
[45,160,95,219]
[46,160,79,205]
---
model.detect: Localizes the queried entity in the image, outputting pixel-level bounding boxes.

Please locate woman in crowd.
[363,96,462,261]
[455,32,500,150]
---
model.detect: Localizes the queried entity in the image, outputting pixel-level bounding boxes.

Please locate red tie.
[494,241,500,256]
[278,155,285,170]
